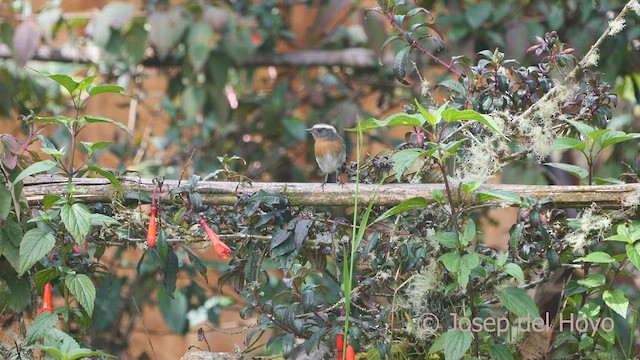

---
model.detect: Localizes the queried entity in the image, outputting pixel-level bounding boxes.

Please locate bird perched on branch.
[306,123,346,188]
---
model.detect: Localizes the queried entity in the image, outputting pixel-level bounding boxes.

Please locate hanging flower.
[199,218,230,258]
[36,282,53,317]
[147,205,157,248]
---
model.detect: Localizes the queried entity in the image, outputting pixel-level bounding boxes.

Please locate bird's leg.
[336,171,345,187]
[321,173,328,190]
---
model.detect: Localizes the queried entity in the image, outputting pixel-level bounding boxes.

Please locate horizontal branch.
[0,45,380,68]
[22,176,640,209]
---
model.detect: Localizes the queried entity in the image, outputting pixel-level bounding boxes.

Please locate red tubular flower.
[36,282,53,317]
[199,218,230,258]
[335,334,344,360]
[345,345,356,360]
[147,205,157,248]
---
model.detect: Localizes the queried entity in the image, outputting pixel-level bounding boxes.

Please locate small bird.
[306,123,347,187]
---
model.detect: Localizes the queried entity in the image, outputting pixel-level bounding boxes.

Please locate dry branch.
[22,176,640,209]
[0,45,380,68]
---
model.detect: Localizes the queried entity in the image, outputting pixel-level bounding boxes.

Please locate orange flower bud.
[36,282,53,317]
[345,345,356,360]
[147,206,157,248]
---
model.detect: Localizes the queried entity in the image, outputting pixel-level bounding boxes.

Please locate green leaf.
[61,203,92,247]
[440,108,504,136]
[576,274,606,288]
[188,21,215,72]
[181,244,209,282]
[565,119,595,139]
[626,243,640,271]
[462,220,476,245]
[550,137,585,151]
[346,113,424,132]
[6,275,30,312]
[465,2,493,29]
[438,80,467,96]
[544,162,588,180]
[19,228,56,276]
[458,253,479,288]
[392,148,426,182]
[26,311,58,344]
[497,286,540,318]
[598,130,640,148]
[0,181,10,220]
[461,181,482,194]
[81,141,111,153]
[503,263,525,283]
[34,268,61,289]
[65,273,96,315]
[46,73,79,95]
[605,222,640,244]
[574,252,615,264]
[87,165,122,194]
[158,285,188,333]
[393,46,411,85]
[602,289,628,318]
[83,115,130,133]
[476,190,521,204]
[489,343,515,360]
[372,197,427,224]
[68,349,114,360]
[443,329,472,360]
[431,232,458,249]
[87,84,124,96]
[439,252,461,272]
[12,160,58,185]
[415,99,438,126]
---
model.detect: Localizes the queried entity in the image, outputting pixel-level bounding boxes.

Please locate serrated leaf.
[26,311,58,344]
[431,232,458,249]
[574,252,615,264]
[603,289,628,318]
[545,162,589,180]
[626,243,640,271]
[6,275,30,312]
[392,148,426,182]
[462,220,476,245]
[393,46,411,85]
[461,180,482,194]
[458,253,479,288]
[443,329,472,360]
[12,160,58,185]
[19,228,56,275]
[372,197,428,224]
[84,115,130,133]
[439,252,461,272]
[503,263,525,283]
[576,274,606,288]
[497,286,540,318]
[489,343,515,360]
[61,203,92,247]
[598,130,639,148]
[65,273,96,315]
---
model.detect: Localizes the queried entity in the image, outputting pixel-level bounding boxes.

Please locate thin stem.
[436,156,460,236]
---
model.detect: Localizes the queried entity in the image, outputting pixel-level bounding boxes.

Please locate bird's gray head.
[305,123,338,140]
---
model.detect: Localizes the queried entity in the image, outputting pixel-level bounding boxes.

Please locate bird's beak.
[305,128,314,133]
